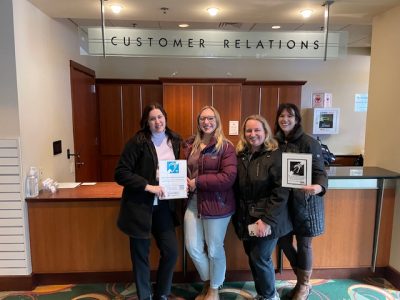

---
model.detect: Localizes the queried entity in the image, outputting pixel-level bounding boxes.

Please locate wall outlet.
[38,167,44,178]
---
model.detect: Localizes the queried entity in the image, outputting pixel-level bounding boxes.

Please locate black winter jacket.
[115,131,181,238]
[233,147,292,240]
[276,126,328,237]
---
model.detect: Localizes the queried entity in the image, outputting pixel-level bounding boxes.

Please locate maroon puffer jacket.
[184,136,237,219]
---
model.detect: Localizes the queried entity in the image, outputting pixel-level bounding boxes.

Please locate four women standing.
[115,102,326,300]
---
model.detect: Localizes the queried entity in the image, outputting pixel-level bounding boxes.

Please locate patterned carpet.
[1,278,399,300]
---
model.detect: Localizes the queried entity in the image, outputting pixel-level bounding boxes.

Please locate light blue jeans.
[184,195,231,289]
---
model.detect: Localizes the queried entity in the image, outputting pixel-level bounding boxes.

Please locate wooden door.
[260,86,279,128]
[241,85,261,122]
[69,61,99,182]
[98,84,123,155]
[192,85,212,135]
[213,85,241,145]
[163,85,193,140]
[122,84,141,143]
[97,84,123,181]
[141,84,163,108]
[277,85,302,107]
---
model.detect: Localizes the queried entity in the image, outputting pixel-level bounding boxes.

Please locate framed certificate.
[282,153,312,188]
[159,160,187,199]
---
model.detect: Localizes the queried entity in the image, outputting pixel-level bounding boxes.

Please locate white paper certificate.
[159,160,187,199]
[282,153,312,188]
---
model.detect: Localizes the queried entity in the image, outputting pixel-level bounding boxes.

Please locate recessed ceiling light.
[300,9,313,18]
[207,7,219,16]
[179,24,190,28]
[110,4,123,14]
[272,25,281,29]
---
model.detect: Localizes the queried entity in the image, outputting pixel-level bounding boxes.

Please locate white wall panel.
[0,139,29,275]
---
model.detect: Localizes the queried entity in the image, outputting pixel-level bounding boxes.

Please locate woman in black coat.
[275,103,328,300]
[115,103,181,300]
[234,115,291,300]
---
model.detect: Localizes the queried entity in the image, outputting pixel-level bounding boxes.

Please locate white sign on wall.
[354,93,368,112]
[86,28,347,59]
[229,121,239,136]
[312,108,340,135]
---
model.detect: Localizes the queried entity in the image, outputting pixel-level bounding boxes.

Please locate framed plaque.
[282,153,312,188]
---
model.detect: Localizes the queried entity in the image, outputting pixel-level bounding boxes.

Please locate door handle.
[76,162,85,166]
[67,149,80,159]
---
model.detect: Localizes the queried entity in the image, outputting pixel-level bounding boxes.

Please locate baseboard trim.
[0,275,34,291]
[385,265,400,289]
[276,267,386,281]
[0,267,396,291]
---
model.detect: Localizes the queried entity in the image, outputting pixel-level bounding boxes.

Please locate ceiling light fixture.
[207,7,219,16]
[110,4,122,14]
[300,9,313,18]
[179,24,190,28]
[271,25,281,29]
[160,7,169,15]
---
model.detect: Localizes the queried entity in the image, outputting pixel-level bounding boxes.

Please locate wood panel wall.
[96,78,305,180]
[96,81,163,181]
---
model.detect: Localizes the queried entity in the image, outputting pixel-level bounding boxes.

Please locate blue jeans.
[184,195,231,289]
[243,237,278,299]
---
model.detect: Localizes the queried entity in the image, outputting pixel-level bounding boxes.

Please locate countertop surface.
[26,167,399,202]
[26,182,122,202]
[326,166,400,179]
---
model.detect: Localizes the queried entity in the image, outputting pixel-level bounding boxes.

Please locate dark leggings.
[278,233,313,271]
[129,203,178,300]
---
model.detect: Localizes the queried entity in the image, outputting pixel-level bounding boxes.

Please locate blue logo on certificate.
[167,161,179,174]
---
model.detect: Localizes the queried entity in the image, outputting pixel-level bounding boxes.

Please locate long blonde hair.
[236,114,278,153]
[191,106,229,155]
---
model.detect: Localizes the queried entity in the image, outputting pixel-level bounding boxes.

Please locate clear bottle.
[25,167,39,197]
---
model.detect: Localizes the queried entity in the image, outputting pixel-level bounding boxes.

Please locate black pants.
[243,237,278,298]
[278,233,313,271]
[129,202,178,300]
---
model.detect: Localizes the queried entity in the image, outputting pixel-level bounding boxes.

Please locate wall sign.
[86,28,347,59]
[312,108,340,135]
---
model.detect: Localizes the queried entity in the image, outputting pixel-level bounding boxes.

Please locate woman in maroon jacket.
[184,106,237,300]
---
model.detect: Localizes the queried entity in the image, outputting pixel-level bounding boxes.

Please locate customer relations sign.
[87,28,347,59]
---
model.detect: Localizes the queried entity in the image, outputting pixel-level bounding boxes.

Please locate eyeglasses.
[199,116,216,122]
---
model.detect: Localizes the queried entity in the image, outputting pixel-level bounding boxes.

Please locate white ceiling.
[28,0,400,47]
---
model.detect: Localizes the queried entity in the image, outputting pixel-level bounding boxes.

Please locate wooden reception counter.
[26,167,399,284]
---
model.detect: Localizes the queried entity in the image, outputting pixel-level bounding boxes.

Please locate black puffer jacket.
[115,131,181,238]
[233,146,292,240]
[276,126,328,237]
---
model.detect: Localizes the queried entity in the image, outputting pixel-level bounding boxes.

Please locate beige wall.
[12,0,91,181]
[89,48,370,155]
[366,5,400,271]
[0,0,20,137]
